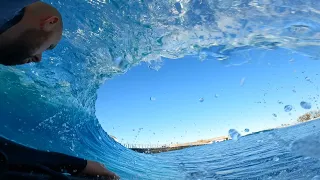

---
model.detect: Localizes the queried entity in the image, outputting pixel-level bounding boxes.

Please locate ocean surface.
[1,0,320,179]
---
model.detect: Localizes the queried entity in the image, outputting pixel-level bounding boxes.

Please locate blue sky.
[95,48,320,144]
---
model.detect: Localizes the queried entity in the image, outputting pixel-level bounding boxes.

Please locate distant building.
[280,124,290,127]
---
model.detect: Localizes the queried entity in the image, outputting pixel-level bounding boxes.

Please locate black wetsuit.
[0,0,38,28]
[0,136,87,175]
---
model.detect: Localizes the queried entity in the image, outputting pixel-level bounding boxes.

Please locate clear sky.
[95,48,320,144]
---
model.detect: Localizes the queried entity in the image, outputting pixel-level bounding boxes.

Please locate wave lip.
[1,0,318,113]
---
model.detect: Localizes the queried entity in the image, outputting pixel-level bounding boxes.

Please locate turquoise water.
[1,0,320,179]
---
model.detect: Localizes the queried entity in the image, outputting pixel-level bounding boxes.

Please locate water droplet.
[215,94,219,98]
[284,105,293,112]
[148,58,163,71]
[304,157,311,160]
[240,77,246,86]
[272,113,277,117]
[300,101,311,109]
[178,162,185,167]
[150,97,156,101]
[113,57,122,65]
[199,98,204,102]
[244,128,250,132]
[199,52,207,61]
[228,129,241,141]
[174,2,182,13]
[273,156,280,162]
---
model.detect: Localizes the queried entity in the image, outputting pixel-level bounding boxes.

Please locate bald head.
[0,2,63,66]
[27,2,63,31]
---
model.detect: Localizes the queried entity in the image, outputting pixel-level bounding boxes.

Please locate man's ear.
[40,16,59,31]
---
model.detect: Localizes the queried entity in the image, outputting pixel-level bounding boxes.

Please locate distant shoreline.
[127,136,229,154]
[243,118,319,137]
[115,117,320,154]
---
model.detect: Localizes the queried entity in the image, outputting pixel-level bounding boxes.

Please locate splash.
[228,129,241,141]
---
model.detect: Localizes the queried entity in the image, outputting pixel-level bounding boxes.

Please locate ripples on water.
[0,0,320,179]
[153,120,320,180]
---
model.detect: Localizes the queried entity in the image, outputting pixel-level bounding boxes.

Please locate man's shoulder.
[0,0,39,10]
[0,0,39,26]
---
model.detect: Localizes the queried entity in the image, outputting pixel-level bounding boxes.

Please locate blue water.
[1,0,320,179]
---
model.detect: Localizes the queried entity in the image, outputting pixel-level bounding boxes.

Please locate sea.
[1,0,320,179]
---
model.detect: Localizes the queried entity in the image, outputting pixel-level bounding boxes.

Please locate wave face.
[1,0,320,179]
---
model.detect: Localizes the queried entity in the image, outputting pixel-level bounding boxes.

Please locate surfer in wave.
[0,1,62,65]
[0,1,119,179]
